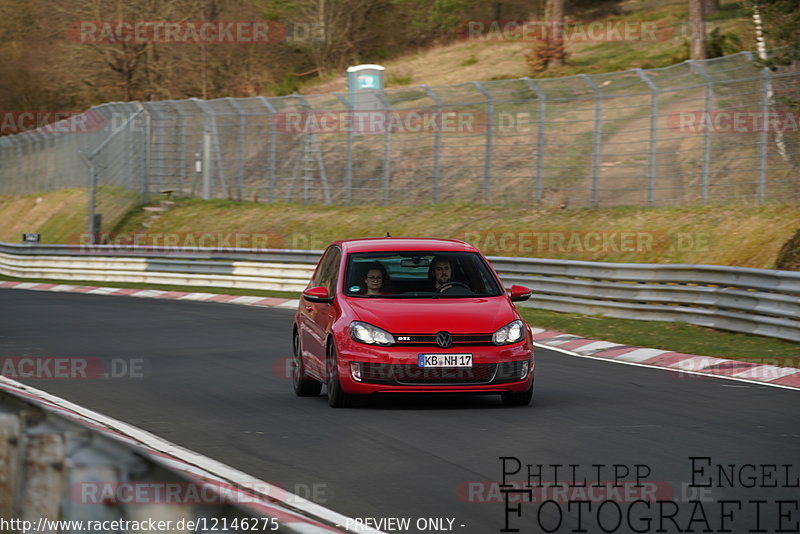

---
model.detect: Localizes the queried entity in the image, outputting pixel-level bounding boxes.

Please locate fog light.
[350,362,362,382]
[520,360,530,380]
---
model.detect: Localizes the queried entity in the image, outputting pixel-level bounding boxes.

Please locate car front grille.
[360,360,525,386]
[392,333,495,346]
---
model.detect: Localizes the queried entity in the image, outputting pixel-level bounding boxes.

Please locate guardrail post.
[471,81,493,202]
[579,74,603,208]
[256,96,278,203]
[421,85,443,203]
[688,60,713,203]
[522,78,547,204]
[0,413,21,517]
[334,92,354,204]
[226,97,246,201]
[635,69,659,206]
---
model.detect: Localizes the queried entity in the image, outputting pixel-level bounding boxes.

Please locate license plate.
[418,354,473,368]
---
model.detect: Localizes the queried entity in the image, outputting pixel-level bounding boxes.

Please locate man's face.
[433,260,451,285]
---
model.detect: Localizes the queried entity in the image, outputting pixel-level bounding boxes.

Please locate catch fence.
[0,52,798,234]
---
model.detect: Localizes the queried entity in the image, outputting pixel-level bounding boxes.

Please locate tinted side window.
[314,246,342,293]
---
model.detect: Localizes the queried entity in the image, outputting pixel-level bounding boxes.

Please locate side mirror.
[509,285,532,302]
[302,286,333,304]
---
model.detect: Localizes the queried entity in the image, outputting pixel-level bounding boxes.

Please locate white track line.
[534,342,799,392]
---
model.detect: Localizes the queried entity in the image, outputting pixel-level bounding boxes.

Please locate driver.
[428,256,460,292]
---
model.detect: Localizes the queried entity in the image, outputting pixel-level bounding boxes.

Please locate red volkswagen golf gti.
[292,238,535,407]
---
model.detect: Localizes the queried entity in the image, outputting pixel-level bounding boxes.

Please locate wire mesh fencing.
[0,51,798,235]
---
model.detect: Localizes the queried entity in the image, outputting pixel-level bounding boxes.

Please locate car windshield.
[343,251,503,298]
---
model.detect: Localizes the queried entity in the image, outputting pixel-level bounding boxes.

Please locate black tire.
[326,342,354,408]
[293,330,322,397]
[501,379,534,406]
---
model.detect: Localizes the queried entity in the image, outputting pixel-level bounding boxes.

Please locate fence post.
[579,74,602,208]
[256,96,278,203]
[374,91,393,204]
[226,97,246,201]
[471,81,493,202]
[334,92,354,204]
[522,78,547,204]
[688,60,713,203]
[191,99,217,200]
[138,105,151,203]
[78,150,97,241]
[293,94,331,205]
[634,69,659,206]
[421,85,442,203]
[757,67,769,203]
[169,102,188,197]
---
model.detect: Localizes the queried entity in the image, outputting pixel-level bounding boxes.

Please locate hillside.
[301,0,753,95]
[105,199,798,269]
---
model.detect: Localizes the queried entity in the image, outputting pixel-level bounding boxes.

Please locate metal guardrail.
[1,242,798,342]
[0,378,347,532]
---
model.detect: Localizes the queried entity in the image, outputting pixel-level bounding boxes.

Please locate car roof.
[334,237,478,254]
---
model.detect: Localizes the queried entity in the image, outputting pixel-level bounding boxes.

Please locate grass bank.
[110,199,800,269]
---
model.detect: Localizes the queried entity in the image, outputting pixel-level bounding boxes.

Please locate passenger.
[362,262,392,295]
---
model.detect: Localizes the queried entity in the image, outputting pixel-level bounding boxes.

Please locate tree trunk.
[702,0,719,15]
[547,0,565,66]
[689,0,706,60]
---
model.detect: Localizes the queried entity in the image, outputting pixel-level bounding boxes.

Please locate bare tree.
[702,0,719,15]
[546,0,566,66]
[283,0,379,77]
[688,0,706,60]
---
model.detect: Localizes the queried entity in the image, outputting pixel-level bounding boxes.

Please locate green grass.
[109,199,800,269]
[2,273,797,368]
[519,307,800,367]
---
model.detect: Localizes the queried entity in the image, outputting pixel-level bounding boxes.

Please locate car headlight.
[350,321,395,346]
[492,320,525,345]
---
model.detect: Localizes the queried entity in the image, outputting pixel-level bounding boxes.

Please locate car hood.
[346,297,517,334]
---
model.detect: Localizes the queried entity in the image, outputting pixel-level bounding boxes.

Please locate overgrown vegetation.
[0,0,769,114]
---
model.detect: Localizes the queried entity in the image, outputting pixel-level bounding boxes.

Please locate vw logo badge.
[436,331,453,349]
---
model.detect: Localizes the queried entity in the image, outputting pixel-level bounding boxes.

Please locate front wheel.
[293,330,322,397]
[326,342,355,408]
[501,379,534,406]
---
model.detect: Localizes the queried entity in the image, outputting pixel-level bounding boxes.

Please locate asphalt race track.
[1,289,798,534]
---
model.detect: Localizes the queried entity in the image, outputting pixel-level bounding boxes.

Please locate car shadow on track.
[306,391,535,410]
